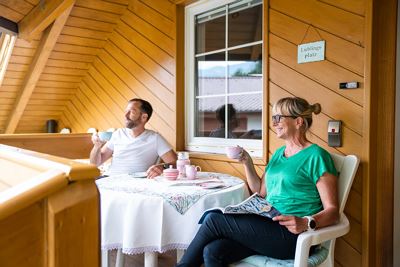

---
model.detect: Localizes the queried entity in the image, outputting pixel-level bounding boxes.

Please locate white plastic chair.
[232,153,360,267]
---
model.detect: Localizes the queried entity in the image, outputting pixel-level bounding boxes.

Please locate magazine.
[198,193,281,223]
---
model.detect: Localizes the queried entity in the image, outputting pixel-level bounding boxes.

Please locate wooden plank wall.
[267,1,365,265]
[61,0,178,147]
[0,0,128,134]
[0,0,381,265]
[0,133,92,159]
[189,1,365,266]
[18,0,364,265]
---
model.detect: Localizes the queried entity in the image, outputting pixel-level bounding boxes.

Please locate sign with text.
[297,40,325,64]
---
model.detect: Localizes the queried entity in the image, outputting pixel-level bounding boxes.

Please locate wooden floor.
[108,249,177,267]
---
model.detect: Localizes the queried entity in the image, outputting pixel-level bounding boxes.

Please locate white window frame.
[185,0,263,157]
[0,32,16,87]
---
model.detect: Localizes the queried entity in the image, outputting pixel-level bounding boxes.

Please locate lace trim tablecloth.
[95,172,244,214]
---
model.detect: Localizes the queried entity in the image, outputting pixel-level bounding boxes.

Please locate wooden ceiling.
[0,0,129,133]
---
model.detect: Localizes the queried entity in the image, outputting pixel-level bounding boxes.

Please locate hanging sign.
[297,40,325,64]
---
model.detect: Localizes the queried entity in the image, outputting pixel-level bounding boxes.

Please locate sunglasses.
[271,114,298,124]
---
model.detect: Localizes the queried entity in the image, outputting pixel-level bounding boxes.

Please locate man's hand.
[272,215,308,234]
[146,164,163,179]
[91,133,106,148]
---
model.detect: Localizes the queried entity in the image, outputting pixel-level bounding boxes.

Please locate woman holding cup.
[176,97,339,266]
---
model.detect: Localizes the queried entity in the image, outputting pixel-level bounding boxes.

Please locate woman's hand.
[237,149,253,166]
[272,215,308,234]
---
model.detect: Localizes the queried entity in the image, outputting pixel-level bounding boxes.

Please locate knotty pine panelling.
[0,0,128,133]
[187,1,365,266]
[0,0,38,23]
[0,0,368,264]
[268,1,365,266]
[61,0,178,147]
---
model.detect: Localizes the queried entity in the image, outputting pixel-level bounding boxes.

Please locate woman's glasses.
[271,115,297,124]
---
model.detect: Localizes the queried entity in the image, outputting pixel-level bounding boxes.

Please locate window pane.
[195,97,225,138]
[228,45,262,94]
[228,3,262,47]
[196,52,226,96]
[196,9,225,54]
[228,95,262,140]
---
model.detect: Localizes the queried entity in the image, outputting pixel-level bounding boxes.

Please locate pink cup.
[225,146,243,159]
[185,165,201,180]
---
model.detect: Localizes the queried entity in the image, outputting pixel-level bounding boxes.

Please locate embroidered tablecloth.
[96,172,248,254]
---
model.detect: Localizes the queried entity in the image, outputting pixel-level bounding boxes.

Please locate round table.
[96,172,249,267]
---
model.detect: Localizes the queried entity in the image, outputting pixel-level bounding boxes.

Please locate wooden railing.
[0,144,100,267]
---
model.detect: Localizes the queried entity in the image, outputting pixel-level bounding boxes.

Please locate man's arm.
[89,134,113,166]
[146,149,177,179]
[160,149,178,165]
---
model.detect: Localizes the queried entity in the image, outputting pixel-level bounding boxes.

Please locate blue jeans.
[176,212,298,267]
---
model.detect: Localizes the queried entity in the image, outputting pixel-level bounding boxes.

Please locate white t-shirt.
[105,128,172,175]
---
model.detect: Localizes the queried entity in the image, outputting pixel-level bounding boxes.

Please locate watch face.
[310,219,317,229]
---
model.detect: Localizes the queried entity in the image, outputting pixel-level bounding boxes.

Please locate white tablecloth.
[96,172,249,254]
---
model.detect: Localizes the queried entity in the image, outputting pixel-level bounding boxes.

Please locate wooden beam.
[363,0,397,266]
[173,0,198,6]
[5,4,74,134]
[18,0,75,40]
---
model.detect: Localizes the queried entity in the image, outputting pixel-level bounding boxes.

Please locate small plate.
[198,182,225,189]
[129,172,148,178]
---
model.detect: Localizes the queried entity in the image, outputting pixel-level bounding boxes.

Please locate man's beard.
[125,118,140,129]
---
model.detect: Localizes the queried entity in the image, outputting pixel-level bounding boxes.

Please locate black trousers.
[176,212,298,267]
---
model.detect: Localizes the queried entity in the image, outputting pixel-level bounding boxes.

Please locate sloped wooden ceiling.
[0,0,129,133]
[60,0,177,147]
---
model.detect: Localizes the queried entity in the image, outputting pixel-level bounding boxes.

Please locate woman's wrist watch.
[304,216,317,231]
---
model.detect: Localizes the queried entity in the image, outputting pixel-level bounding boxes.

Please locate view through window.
[194,0,263,140]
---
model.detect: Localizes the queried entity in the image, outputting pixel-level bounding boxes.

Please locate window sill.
[188,151,266,165]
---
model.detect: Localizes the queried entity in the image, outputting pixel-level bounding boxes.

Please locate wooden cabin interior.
[0,0,397,266]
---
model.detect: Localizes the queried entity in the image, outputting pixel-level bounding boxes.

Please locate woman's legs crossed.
[176,212,298,267]
[203,238,256,267]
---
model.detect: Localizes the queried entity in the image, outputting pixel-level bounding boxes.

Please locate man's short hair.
[129,98,153,121]
[216,104,236,124]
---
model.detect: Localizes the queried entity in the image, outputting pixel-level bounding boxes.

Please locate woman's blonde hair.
[272,97,321,131]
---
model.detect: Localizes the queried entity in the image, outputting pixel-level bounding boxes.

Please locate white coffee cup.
[225,146,243,159]
[98,131,113,142]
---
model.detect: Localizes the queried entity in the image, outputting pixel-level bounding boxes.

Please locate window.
[185,0,263,157]
[0,32,16,87]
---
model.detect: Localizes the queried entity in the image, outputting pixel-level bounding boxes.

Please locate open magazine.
[199,193,281,223]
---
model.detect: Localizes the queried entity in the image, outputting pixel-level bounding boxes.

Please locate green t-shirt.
[265,144,338,217]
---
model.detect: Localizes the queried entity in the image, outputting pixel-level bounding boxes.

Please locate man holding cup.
[90,98,177,178]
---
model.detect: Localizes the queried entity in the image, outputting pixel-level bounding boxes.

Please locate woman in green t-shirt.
[176,97,339,267]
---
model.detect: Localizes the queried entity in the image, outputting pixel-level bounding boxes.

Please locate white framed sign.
[297,40,325,64]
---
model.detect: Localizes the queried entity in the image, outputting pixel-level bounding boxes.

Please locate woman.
[176,97,339,267]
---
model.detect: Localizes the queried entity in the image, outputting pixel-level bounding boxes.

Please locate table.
[96,172,249,267]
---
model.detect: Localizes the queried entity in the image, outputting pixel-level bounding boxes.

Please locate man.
[209,104,238,138]
[90,98,177,178]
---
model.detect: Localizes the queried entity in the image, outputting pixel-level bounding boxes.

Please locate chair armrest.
[293,214,350,267]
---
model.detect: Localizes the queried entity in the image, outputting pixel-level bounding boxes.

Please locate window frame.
[0,32,16,87]
[184,0,264,157]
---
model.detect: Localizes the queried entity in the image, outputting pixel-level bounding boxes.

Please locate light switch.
[328,120,340,133]
[328,120,342,147]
